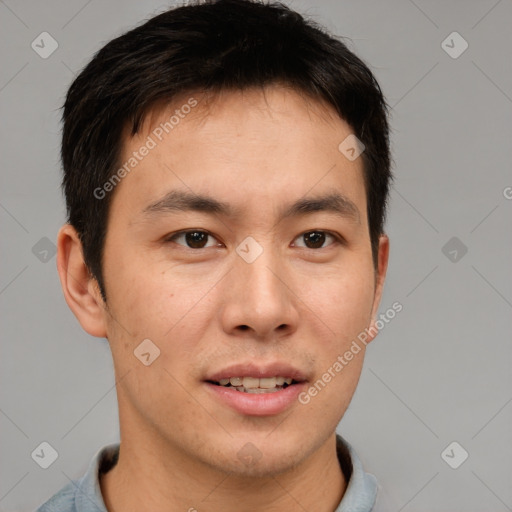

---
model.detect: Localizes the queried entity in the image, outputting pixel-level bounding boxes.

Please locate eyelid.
[165,229,222,248]
[292,230,343,249]
[164,229,344,249]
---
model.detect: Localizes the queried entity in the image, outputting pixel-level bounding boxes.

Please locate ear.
[366,234,390,344]
[56,224,107,338]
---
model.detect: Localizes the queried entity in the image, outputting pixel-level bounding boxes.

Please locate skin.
[57,85,389,512]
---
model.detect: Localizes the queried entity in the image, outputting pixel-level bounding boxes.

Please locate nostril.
[238,325,249,331]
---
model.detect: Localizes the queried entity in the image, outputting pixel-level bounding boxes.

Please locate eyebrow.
[142,189,360,223]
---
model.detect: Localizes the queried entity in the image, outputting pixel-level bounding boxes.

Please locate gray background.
[1,0,511,510]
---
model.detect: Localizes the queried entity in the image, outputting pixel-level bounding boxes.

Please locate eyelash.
[165,229,343,250]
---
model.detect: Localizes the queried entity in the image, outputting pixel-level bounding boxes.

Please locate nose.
[219,247,300,340]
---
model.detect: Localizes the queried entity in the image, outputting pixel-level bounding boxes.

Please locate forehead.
[130,85,349,160]
[113,85,367,222]
[141,85,341,133]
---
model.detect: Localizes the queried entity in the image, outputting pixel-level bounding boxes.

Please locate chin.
[199,431,313,478]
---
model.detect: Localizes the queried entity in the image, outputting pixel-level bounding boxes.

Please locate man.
[37,0,392,510]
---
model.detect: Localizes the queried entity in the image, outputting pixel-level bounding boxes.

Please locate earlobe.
[56,224,107,338]
[366,234,390,343]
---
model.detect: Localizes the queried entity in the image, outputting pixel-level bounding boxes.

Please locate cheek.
[104,255,220,373]
[299,273,373,423]
[104,262,206,413]
[105,253,187,335]
[308,267,375,345]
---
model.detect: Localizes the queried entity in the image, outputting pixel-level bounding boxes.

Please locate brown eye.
[168,230,219,249]
[294,231,338,249]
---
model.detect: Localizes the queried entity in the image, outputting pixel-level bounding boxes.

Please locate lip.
[204,380,307,416]
[204,362,308,416]
[205,362,308,382]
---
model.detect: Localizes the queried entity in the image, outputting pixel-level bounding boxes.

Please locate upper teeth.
[218,377,292,388]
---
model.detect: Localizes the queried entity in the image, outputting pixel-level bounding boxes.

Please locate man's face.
[97,85,386,476]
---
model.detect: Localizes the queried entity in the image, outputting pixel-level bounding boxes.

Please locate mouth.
[203,363,308,416]
[206,376,302,394]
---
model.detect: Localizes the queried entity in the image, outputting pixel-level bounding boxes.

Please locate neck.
[100,430,346,512]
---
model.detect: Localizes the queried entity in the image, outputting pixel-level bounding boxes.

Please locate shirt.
[35,435,378,512]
